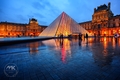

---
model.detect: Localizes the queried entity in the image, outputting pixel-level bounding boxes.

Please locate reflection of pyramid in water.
[39,12,89,37]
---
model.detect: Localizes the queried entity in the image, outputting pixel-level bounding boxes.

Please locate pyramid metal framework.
[39,12,89,37]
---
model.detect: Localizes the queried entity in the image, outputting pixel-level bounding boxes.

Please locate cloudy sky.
[0,0,120,25]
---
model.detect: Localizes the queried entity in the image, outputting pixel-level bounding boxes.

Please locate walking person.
[79,33,82,41]
[114,33,119,43]
[94,33,96,38]
[78,33,82,46]
[85,33,88,43]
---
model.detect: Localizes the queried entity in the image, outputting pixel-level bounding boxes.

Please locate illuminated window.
[119,30,120,33]
[113,30,116,34]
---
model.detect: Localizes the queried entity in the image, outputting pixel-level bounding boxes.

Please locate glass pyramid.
[39,12,89,37]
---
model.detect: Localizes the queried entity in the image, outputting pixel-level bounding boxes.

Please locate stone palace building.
[79,2,120,37]
[0,18,46,37]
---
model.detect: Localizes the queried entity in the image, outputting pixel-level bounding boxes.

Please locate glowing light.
[113,30,116,34]
[61,47,66,63]
[104,37,106,41]
[39,12,89,37]
[66,32,68,36]
[119,30,120,33]
[104,31,106,34]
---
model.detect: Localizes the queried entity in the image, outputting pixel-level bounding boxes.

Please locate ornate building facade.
[79,2,120,36]
[0,18,46,37]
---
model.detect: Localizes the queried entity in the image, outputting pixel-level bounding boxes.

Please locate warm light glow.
[104,31,106,34]
[119,30,120,33]
[30,33,33,35]
[89,38,92,42]
[29,42,39,54]
[66,32,68,36]
[61,47,66,63]
[39,12,89,37]
[113,30,116,34]
[104,37,107,41]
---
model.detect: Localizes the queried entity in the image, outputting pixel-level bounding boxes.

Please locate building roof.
[0,22,27,26]
[79,21,92,24]
[39,25,48,28]
[30,18,37,22]
[113,15,120,17]
[95,4,108,12]
[110,15,120,19]
[0,21,48,28]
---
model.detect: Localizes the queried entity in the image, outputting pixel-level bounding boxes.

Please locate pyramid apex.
[61,11,66,17]
[62,11,66,14]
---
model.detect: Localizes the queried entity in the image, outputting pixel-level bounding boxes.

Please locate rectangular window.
[104,24,106,26]
[89,26,91,29]
[113,23,115,27]
[98,24,100,29]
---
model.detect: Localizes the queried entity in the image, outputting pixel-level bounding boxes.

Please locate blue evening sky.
[0,0,120,25]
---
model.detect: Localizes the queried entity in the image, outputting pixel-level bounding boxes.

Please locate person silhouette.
[114,33,119,43]
[79,33,82,41]
[85,33,88,43]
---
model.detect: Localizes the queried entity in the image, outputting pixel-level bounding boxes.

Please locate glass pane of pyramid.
[39,12,89,37]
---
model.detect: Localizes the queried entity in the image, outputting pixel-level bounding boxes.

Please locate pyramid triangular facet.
[39,12,89,37]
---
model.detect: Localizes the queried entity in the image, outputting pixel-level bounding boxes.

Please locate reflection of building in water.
[60,39,71,63]
[91,41,113,67]
[28,42,39,54]
[96,37,120,49]
[43,39,73,63]
[42,39,59,50]
[60,40,66,63]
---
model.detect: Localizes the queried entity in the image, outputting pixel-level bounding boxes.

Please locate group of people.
[79,33,88,42]
[59,34,64,39]
[78,32,120,43]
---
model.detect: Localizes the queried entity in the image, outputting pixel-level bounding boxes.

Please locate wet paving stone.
[0,38,120,80]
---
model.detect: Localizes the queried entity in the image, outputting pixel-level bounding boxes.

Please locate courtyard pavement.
[0,37,120,80]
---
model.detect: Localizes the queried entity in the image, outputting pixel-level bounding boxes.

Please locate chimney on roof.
[94,8,96,12]
[108,2,111,10]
